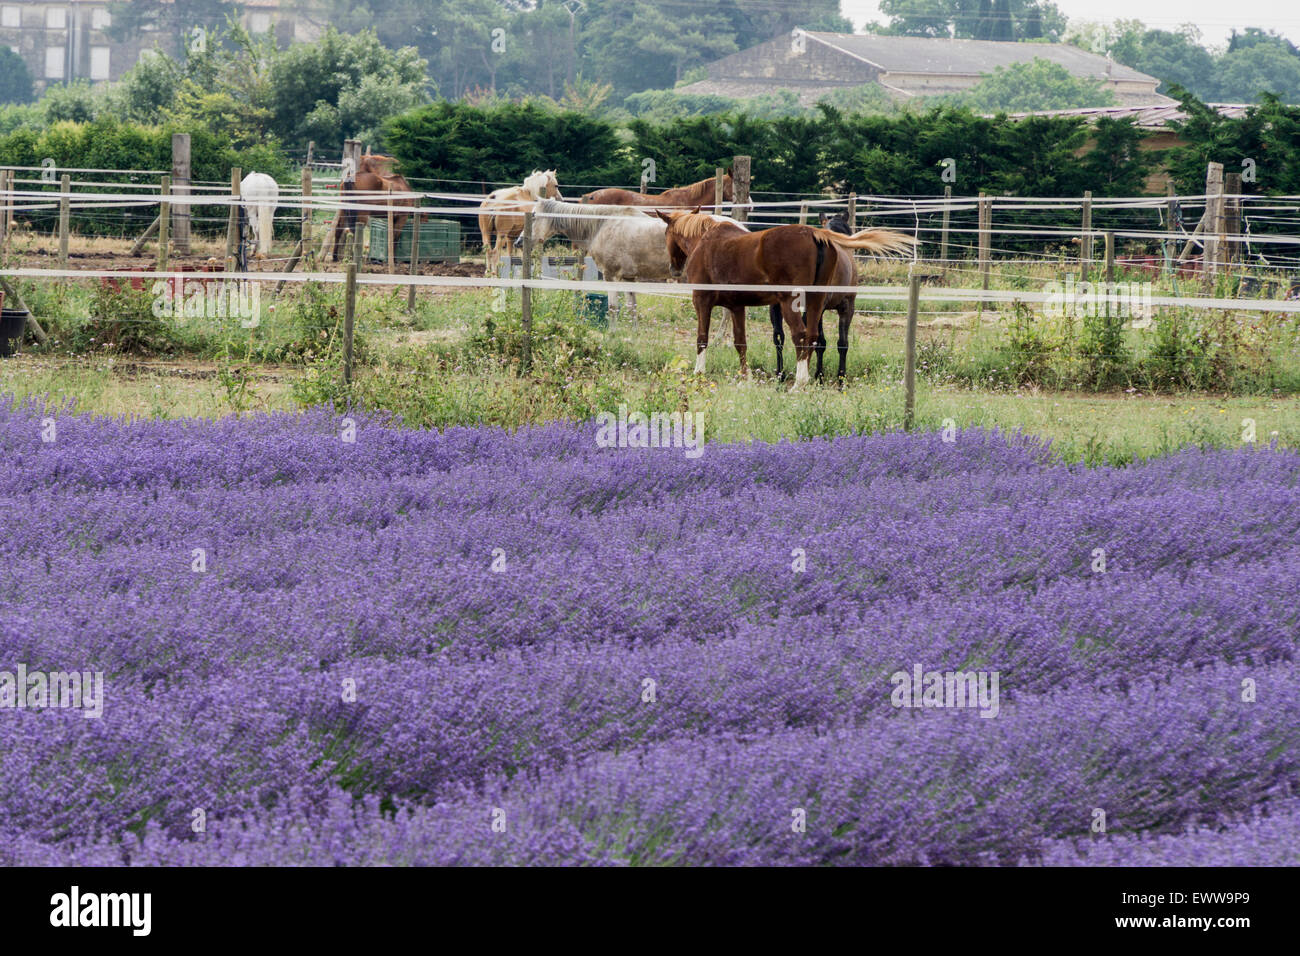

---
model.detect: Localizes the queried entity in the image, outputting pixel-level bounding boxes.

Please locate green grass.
[5,260,1300,466]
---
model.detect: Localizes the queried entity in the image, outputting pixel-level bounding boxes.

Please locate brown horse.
[332,154,418,261]
[771,212,857,384]
[656,210,915,388]
[770,242,857,385]
[582,174,732,209]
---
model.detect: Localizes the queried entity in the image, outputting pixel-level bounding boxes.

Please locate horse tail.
[257,204,274,255]
[478,210,493,251]
[822,228,916,257]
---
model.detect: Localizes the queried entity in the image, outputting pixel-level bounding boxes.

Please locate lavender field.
[1,396,1298,866]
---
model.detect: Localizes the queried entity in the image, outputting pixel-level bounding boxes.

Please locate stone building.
[0,0,322,94]
[679,31,1171,108]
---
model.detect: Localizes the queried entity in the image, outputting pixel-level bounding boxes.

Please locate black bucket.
[0,308,28,358]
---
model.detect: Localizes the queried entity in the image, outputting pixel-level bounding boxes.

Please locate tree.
[955,59,1118,112]
[1212,43,1300,103]
[0,48,34,104]
[877,0,1065,41]
[106,0,240,56]
[268,27,429,149]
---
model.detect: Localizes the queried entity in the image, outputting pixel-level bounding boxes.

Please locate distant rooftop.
[679,32,1171,108]
[999,103,1253,127]
[807,33,1154,84]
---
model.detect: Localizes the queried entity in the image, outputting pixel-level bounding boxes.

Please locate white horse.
[240,172,279,258]
[522,199,683,317]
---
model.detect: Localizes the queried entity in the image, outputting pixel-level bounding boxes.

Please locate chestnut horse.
[657,210,915,388]
[769,211,856,383]
[332,154,418,262]
[582,174,732,209]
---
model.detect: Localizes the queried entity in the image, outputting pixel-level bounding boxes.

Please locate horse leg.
[729,306,748,377]
[796,293,828,388]
[780,297,810,388]
[814,306,828,383]
[479,213,493,276]
[769,304,785,380]
[836,297,855,386]
[694,294,713,374]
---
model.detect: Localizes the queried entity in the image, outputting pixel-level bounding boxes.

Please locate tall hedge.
[384,101,636,193]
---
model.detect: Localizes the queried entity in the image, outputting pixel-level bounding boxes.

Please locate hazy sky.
[838,1,1300,48]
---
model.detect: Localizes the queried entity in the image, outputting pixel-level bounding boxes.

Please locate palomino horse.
[582,174,732,210]
[478,170,561,276]
[656,210,915,388]
[769,211,855,383]
[520,198,677,317]
[332,154,418,262]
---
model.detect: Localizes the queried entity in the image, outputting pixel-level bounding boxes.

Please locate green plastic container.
[578,292,609,329]
[367,217,461,262]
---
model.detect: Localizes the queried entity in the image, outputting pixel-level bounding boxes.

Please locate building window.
[249,12,271,33]
[1,6,20,29]
[92,8,111,31]
[46,7,66,30]
[90,45,110,80]
[45,46,65,79]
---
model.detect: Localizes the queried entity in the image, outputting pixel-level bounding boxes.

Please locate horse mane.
[359,154,398,174]
[536,199,642,241]
[669,212,743,240]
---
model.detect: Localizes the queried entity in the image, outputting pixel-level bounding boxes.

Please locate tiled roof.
[806,32,1156,84]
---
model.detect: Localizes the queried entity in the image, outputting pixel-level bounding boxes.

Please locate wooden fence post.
[407,210,420,313]
[1104,229,1115,285]
[846,192,857,232]
[343,231,356,386]
[732,155,750,223]
[58,173,70,274]
[1224,171,1242,267]
[171,133,191,255]
[1203,161,1224,278]
[1080,189,1092,281]
[0,169,9,252]
[301,165,313,269]
[521,210,533,373]
[1164,181,1176,276]
[226,167,242,272]
[978,192,991,291]
[386,186,396,272]
[128,216,160,257]
[158,174,170,273]
[798,201,808,225]
[939,184,951,267]
[904,273,920,431]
